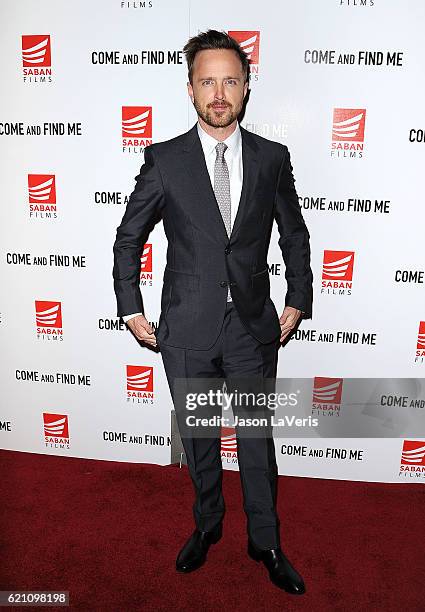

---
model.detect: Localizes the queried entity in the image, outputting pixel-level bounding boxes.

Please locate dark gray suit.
[113,122,313,549]
[113,123,313,350]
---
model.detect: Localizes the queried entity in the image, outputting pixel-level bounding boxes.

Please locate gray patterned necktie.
[213,142,232,301]
[213,142,231,237]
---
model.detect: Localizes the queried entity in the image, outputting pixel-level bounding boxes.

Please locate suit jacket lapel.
[231,125,260,242]
[181,123,260,244]
[182,124,228,244]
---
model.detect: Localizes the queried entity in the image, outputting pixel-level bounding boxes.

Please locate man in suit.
[113,30,313,594]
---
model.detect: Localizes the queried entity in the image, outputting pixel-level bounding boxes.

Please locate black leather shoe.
[176,524,222,573]
[248,540,306,594]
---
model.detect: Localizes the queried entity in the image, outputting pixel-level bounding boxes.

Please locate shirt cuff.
[122,312,143,323]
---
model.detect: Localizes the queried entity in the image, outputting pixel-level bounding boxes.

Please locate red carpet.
[0,449,424,611]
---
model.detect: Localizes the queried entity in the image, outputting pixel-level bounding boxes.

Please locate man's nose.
[214,84,225,99]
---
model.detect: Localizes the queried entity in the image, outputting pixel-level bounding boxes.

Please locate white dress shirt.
[196,120,243,232]
[122,120,243,323]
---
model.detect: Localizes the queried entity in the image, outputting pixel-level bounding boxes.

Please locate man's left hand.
[279,306,302,343]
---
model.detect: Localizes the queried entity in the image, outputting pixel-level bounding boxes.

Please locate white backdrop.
[1,0,424,483]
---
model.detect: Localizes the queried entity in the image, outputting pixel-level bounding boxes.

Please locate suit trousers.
[159,300,281,550]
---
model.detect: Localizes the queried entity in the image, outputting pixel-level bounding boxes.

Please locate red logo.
[322,250,355,281]
[126,365,153,393]
[22,35,51,67]
[35,300,62,328]
[332,108,366,142]
[43,413,69,438]
[401,440,425,466]
[221,427,238,464]
[417,322,425,350]
[228,31,260,64]
[416,321,425,362]
[140,243,152,273]
[28,174,56,204]
[313,377,343,404]
[221,427,237,452]
[122,106,152,138]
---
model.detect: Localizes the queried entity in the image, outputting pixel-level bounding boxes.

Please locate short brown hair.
[183,29,250,85]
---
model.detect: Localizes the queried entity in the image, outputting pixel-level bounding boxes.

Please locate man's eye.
[226,80,237,85]
[202,80,213,85]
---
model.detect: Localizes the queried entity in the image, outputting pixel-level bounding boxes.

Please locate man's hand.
[279,306,302,343]
[126,314,157,347]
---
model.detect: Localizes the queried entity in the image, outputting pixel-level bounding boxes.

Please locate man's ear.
[187,81,194,103]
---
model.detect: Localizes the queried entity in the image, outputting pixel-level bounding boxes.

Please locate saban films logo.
[312,377,343,417]
[22,35,52,83]
[140,243,152,285]
[331,108,366,158]
[399,440,425,480]
[126,365,154,403]
[321,250,355,295]
[43,413,70,449]
[221,427,238,465]
[122,106,152,153]
[28,174,57,219]
[415,321,425,364]
[228,31,260,81]
[35,300,63,340]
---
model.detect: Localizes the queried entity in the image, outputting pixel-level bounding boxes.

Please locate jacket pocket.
[251,267,268,279]
[251,267,270,293]
[164,267,200,313]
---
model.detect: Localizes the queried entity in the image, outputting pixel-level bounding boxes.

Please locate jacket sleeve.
[273,146,313,318]
[112,145,165,318]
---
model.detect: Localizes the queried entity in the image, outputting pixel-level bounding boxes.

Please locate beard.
[193,98,240,128]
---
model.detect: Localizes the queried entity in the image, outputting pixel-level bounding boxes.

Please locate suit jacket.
[113,122,313,350]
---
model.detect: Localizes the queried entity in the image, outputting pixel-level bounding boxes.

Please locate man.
[113,30,313,594]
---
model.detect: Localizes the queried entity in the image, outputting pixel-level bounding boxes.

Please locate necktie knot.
[215,141,228,160]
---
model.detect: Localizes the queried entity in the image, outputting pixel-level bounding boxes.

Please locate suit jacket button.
[225,247,232,254]
[220,281,227,287]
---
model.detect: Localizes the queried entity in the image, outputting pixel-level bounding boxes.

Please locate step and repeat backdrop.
[1,0,424,483]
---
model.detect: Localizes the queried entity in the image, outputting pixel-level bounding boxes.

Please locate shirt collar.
[197,120,241,156]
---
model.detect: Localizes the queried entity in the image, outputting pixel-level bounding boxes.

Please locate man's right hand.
[126,314,157,347]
